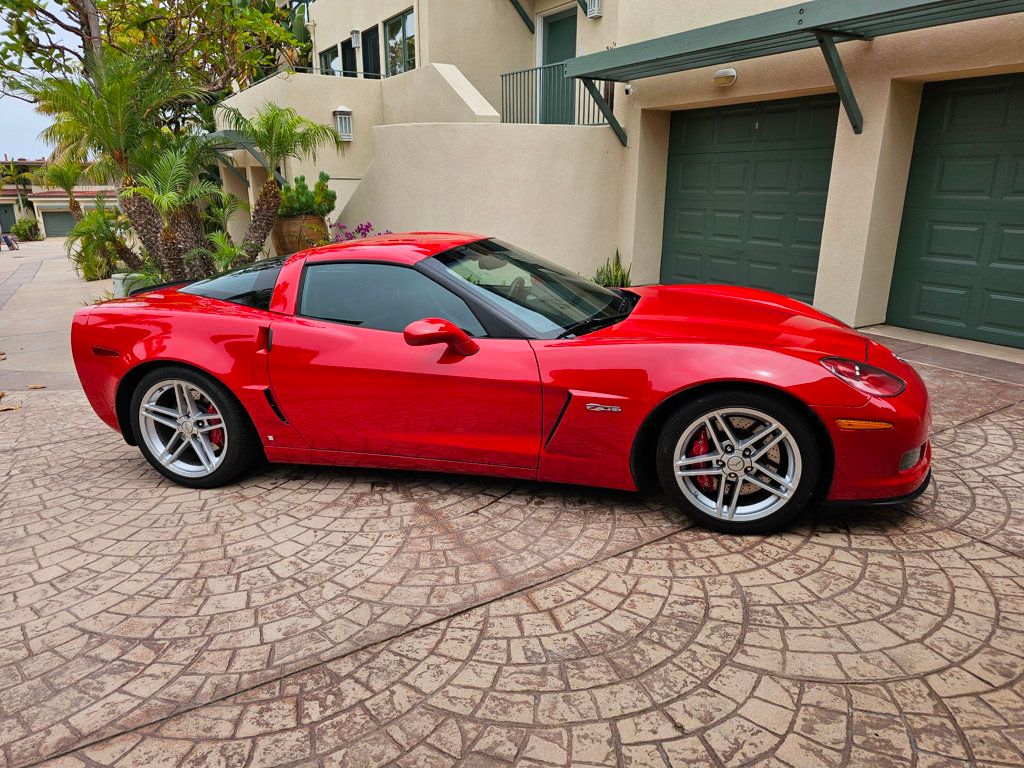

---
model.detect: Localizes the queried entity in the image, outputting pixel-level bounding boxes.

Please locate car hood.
[597,284,870,360]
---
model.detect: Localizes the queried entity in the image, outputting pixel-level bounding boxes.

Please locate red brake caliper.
[690,428,717,492]
[206,405,224,450]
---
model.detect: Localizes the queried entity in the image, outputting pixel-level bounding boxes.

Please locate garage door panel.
[661,95,839,298]
[915,73,1024,145]
[41,211,76,237]
[994,225,1024,269]
[888,74,1024,347]
[979,289,1024,342]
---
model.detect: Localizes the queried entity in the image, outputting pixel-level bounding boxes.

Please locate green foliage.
[29,51,203,181]
[2,0,298,113]
[65,203,132,280]
[11,217,41,241]
[36,158,86,193]
[279,173,336,217]
[594,251,631,288]
[123,144,220,220]
[218,102,344,178]
[186,231,248,273]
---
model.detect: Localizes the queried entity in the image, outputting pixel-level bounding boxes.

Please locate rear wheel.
[130,366,260,488]
[656,390,822,534]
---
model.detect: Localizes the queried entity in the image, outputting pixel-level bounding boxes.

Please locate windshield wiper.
[557,312,630,339]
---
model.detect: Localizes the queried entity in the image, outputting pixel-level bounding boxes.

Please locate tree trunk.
[241,179,281,262]
[67,195,83,223]
[113,241,144,272]
[171,205,206,257]
[118,181,164,261]
[159,227,185,281]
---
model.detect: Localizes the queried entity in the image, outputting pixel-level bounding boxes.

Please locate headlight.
[821,357,905,398]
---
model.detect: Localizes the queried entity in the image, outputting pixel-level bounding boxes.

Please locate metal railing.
[500,62,610,126]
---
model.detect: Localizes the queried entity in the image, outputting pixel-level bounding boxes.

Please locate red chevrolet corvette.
[72,233,931,533]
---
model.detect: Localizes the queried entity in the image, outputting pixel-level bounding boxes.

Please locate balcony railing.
[500,62,611,126]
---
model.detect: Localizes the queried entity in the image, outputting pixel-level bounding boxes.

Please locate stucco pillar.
[219,162,250,247]
[617,105,670,285]
[813,76,923,327]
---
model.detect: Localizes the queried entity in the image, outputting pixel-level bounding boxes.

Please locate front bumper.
[826,469,932,508]
[816,350,932,503]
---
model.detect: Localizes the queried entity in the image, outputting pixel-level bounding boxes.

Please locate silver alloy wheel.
[673,406,802,522]
[138,379,228,478]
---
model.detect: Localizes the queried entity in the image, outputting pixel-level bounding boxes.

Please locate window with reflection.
[384,8,415,76]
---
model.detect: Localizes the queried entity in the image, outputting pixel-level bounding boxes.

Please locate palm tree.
[1,162,33,213]
[36,159,87,222]
[29,51,202,258]
[65,201,140,279]
[218,102,342,261]
[122,146,220,279]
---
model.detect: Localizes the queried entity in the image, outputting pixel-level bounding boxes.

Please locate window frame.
[339,39,357,78]
[295,259,511,338]
[318,44,340,76]
[383,7,415,77]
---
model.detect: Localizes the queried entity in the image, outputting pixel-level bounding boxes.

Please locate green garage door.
[41,210,76,237]
[661,95,839,302]
[888,74,1024,348]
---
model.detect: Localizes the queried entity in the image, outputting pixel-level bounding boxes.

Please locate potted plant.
[272,172,336,255]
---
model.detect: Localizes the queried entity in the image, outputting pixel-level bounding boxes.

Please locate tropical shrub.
[594,250,631,287]
[65,205,133,280]
[218,102,344,261]
[330,221,390,242]
[186,231,248,274]
[11,217,41,241]
[279,172,336,217]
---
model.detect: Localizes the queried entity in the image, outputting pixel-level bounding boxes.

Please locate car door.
[266,260,542,469]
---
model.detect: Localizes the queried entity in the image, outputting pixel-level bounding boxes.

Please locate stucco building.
[1,156,117,238]
[217,0,1024,350]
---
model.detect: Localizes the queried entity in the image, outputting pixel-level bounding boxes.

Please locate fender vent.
[545,392,573,447]
[263,387,288,423]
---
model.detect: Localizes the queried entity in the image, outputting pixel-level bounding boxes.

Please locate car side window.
[299,262,487,337]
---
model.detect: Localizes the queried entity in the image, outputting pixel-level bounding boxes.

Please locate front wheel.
[656,390,822,534]
[130,366,260,488]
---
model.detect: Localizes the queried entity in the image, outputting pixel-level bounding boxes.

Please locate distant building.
[0,155,116,237]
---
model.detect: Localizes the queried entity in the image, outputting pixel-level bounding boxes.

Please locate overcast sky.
[0,95,51,161]
[0,12,57,162]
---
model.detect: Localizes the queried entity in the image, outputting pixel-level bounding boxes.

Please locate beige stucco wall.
[341,123,623,276]
[419,0,534,111]
[219,72,384,215]
[381,63,499,124]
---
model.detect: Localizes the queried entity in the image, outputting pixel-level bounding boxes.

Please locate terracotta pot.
[272,215,329,256]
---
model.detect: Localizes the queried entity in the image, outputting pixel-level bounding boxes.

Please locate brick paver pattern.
[1,249,1023,767]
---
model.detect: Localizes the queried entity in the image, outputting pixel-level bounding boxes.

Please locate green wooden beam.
[508,0,535,33]
[580,78,627,146]
[815,32,864,134]
[566,0,1024,82]
[577,0,588,12]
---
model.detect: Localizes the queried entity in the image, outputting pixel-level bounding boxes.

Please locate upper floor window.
[384,8,415,77]
[318,45,340,76]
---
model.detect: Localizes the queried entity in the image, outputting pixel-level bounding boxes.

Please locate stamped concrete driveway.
[2,242,1024,767]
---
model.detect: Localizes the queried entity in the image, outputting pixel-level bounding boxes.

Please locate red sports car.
[72,233,931,533]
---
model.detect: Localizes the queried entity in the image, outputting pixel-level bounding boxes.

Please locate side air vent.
[263,387,288,423]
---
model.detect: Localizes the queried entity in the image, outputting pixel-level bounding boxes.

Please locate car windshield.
[430,240,634,338]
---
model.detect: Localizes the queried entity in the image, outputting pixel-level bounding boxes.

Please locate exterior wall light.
[350,29,360,48]
[333,106,353,142]
[586,0,603,18]
[713,68,738,87]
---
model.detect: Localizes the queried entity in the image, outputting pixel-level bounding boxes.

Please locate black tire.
[655,388,822,534]
[129,365,261,488]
